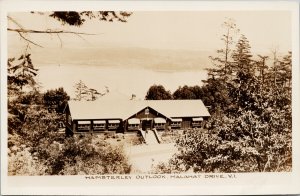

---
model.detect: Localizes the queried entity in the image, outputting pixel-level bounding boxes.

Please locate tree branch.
[56,33,63,48]
[263,155,271,172]
[8,28,97,35]
[9,28,98,48]
[17,32,43,48]
[7,16,24,29]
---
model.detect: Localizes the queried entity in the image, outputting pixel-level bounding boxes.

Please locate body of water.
[37,64,208,99]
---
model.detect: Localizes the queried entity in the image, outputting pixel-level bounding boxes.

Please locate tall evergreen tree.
[277,51,292,88]
[73,80,89,101]
[202,18,240,114]
[255,55,269,85]
[7,53,38,92]
[231,34,253,76]
[208,18,239,80]
[230,34,256,111]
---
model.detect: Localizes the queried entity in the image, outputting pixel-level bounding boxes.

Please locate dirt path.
[124,143,177,173]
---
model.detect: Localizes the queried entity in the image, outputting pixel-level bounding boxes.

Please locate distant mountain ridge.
[31,47,214,71]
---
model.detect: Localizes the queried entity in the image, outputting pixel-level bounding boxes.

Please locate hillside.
[29,46,214,71]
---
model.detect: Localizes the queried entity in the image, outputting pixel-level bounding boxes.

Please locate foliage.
[7,85,130,175]
[8,145,47,176]
[8,104,62,146]
[19,90,44,105]
[7,10,132,176]
[73,80,89,101]
[7,71,129,176]
[145,84,173,100]
[37,135,131,175]
[87,88,103,101]
[172,20,292,173]
[231,34,253,74]
[8,105,131,175]
[8,11,132,48]
[175,110,291,172]
[208,18,239,79]
[49,11,132,26]
[151,157,187,174]
[7,102,63,176]
[7,53,38,93]
[172,85,203,99]
[43,87,70,113]
[7,89,46,135]
[200,78,234,114]
[73,80,105,101]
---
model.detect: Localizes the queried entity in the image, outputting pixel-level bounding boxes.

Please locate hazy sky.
[8,11,291,54]
[7,11,293,99]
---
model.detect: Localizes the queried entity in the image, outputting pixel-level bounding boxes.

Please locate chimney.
[130,94,136,100]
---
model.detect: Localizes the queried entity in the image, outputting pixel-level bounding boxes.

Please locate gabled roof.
[145,100,210,118]
[68,99,210,120]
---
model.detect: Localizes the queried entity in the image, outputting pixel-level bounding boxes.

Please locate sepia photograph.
[1,0,300,195]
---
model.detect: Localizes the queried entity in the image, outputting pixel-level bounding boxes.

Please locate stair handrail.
[138,128,147,144]
[152,128,161,144]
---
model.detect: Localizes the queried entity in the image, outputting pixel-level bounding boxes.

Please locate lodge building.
[64,98,210,136]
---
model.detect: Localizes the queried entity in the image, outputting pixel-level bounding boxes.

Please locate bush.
[8,146,47,176]
[174,110,292,173]
[7,101,131,175]
[38,135,131,175]
[151,158,187,174]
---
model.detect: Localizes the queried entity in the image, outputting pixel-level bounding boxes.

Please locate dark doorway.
[142,119,152,130]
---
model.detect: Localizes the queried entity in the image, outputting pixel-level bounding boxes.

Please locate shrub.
[38,135,131,175]
[175,110,292,173]
[8,146,47,176]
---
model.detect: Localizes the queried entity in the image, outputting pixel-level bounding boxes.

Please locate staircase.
[139,129,160,145]
[145,130,159,144]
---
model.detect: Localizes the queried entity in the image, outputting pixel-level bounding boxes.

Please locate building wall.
[67,117,207,134]
[181,117,192,129]
[131,107,166,120]
[66,105,209,135]
[130,107,168,131]
[72,119,124,133]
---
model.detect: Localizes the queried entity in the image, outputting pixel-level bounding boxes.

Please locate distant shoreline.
[36,64,208,100]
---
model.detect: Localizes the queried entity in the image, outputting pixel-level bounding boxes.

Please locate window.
[128,124,139,130]
[77,121,90,132]
[192,117,203,127]
[108,120,120,130]
[171,121,181,127]
[171,118,182,128]
[93,120,106,130]
[154,123,165,130]
[128,118,140,124]
[145,108,149,115]
[78,124,89,130]
[154,118,166,124]
[108,123,119,129]
[128,118,140,130]
[154,118,166,130]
